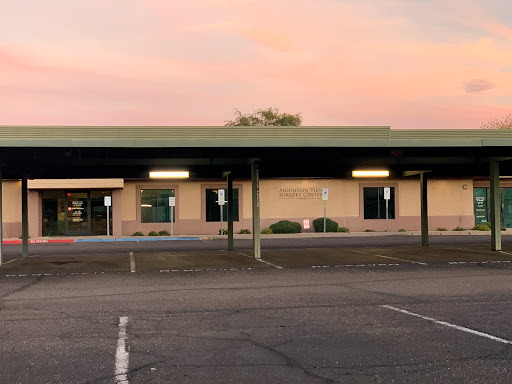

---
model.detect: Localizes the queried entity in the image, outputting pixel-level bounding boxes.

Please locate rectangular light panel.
[352,170,390,177]
[149,171,189,178]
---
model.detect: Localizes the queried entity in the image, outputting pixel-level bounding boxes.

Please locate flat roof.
[1,126,512,148]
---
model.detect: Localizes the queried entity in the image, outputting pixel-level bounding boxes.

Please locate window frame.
[201,183,243,223]
[136,183,179,225]
[359,183,399,220]
[140,189,176,223]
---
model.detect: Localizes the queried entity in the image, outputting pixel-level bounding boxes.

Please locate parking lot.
[2,236,512,276]
[0,236,511,383]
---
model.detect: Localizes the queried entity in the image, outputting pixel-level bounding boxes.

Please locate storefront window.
[206,189,239,222]
[141,189,175,223]
[363,187,395,219]
[42,191,66,236]
[42,190,112,236]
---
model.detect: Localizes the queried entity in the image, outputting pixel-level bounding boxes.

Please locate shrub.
[148,231,159,236]
[239,229,251,234]
[337,226,350,233]
[473,223,491,231]
[261,228,273,234]
[453,226,465,231]
[398,228,407,232]
[131,232,144,236]
[437,227,447,231]
[218,228,228,235]
[269,220,301,234]
[312,218,339,232]
[158,230,170,236]
[364,229,376,232]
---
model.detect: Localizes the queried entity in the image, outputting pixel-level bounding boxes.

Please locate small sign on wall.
[303,219,310,229]
[384,187,391,200]
[218,189,225,205]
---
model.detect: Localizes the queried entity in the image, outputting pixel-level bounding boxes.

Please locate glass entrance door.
[42,190,112,236]
[66,192,89,235]
[502,189,512,228]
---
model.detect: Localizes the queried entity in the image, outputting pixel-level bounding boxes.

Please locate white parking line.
[448,260,511,264]
[381,305,512,345]
[235,251,283,269]
[499,250,512,256]
[348,249,428,265]
[257,258,283,269]
[2,258,21,265]
[115,316,130,384]
[129,252,136,273]
[312,263,400,269]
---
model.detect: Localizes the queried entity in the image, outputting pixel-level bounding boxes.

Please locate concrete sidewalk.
[3,229,510,245]
[3,230,509,244]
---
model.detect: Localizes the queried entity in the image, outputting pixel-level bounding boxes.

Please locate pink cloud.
[0,0,511,128]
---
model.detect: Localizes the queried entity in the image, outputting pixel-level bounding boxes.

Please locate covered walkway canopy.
[1,125,512,263]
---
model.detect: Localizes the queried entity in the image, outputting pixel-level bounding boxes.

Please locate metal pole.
[107,206,110,236]
[227,173,234,251]
[21,178,29,258]
[0,168,3,266]
[171,206,174,236]
[251,161,261,259]
[323,200,326,233]
[220,204,223,235]
[490,160,501,251]
[420,173,429,246]
[386,199,389,232]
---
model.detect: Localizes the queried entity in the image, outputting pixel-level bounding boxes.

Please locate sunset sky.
[1,0,511,128]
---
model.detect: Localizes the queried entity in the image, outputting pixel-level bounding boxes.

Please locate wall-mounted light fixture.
[149,171,189,179]
[352,170,390,178]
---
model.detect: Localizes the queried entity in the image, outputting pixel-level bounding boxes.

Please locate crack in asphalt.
[239,331,336,383]
[3,269,512,303]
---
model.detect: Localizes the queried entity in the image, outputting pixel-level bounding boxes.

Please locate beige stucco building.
[1,176,498,238]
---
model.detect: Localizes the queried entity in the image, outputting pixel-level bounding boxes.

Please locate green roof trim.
[1,125,512,148]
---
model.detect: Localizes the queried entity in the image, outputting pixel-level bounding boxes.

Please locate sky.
[1,0,511,129]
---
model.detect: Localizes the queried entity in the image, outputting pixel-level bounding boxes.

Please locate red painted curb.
[2,239,75,244]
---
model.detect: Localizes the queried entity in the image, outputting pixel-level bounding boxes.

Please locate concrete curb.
[3,230,510,244]
[3,237,200,244]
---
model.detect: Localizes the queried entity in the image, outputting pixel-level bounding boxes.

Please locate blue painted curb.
[74,237,200,243]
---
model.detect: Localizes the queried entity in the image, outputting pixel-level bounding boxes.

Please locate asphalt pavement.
[0,236,511,383]
[1,265,511,383]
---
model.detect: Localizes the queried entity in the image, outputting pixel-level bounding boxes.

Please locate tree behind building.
[224,107,302,126]
[481,113,512,129]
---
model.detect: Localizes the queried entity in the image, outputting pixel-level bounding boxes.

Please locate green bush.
[312,218,339,232]
[148,231,159,236]
[158,230,170,236]
[261,228,273,234]
[453,226,465,231]
[473,223,491,231]
[398,228,407,232]
[364,229,376,232]
[269,220,301,234]
[239,229,251,234]
[337,226,350,233]
[437,227,447,231]
[131,232,144,236]
[218,228,228,235]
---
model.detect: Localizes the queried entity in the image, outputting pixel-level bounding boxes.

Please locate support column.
[251,161,261,259]
[227,172,234,251]
[21,177,29,258]
[420,172,429,247]
[0,168,3,266]
[490,160,501,251]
